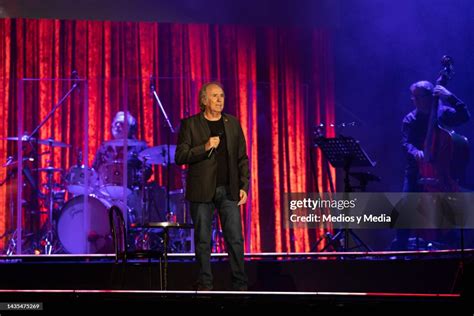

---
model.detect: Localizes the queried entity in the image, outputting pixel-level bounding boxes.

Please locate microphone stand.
[29,72,80,141]
[150,79,175,224]
[310,125,336,252]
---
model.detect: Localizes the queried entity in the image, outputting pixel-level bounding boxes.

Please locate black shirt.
[206,117,229,186]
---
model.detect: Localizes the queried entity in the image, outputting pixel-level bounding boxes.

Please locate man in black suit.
[175,81,249,291]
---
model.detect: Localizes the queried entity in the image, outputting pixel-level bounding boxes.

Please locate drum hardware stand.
[21,71,79,255]
[1,165,19,255]
[133,155,163,251]
[0,154,42,254]
[140,156,150,226]
[42,142,58,254]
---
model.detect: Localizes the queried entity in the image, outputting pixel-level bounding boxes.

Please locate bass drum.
[57,195,126,254]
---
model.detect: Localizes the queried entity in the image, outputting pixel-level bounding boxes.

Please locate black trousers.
[190,186,247,289]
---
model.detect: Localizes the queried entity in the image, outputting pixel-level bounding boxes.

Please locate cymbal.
[34,167,64,173]
[2,157,35,167]
[139,145,176,165]
[1,136,32,142]
[102,139,147,147]
[38,138,71,148]
[1,136,71,148]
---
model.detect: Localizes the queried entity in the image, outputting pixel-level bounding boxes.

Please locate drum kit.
[1,135,188,255]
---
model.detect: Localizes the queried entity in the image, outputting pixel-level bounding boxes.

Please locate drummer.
[93,111,170,228]
[92,111,152,189]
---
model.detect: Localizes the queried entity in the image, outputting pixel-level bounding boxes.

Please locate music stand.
[314,135,376,252]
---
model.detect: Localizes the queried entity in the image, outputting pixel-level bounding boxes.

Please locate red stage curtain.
[0,18,335,253]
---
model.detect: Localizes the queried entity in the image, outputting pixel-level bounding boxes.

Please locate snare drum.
[64,165,98,195]
[98,160,132,199]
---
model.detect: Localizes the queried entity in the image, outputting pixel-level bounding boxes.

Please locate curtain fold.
[0,18,335,252]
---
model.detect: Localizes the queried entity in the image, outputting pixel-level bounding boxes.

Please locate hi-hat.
[102,139,147,147]
[1,136,71,148]
[139,145,176,165]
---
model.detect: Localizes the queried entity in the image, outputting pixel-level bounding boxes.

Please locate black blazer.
[175,112,249,202]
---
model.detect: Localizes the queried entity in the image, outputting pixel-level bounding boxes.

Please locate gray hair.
[198,81,224,111]
[112,111,137,137]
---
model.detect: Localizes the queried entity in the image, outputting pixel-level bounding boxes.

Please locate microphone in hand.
[207,132,223,158]
[208,146,216,158]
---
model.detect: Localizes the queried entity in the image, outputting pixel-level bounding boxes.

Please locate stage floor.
[0,251,472,313]
[0,289,464,314]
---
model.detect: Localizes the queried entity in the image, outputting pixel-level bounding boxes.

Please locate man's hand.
[413,149,424,161]
[205,136,220,151]
[433,85,453,101]
[238,189,247,206]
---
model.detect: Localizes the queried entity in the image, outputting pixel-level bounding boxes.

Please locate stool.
[108,205,163,289]
[142,221,194,290]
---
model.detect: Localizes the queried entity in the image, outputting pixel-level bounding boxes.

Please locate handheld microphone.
[208,146,216,158]
[207,132,223,158]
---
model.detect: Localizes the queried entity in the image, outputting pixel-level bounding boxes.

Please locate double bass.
[418,55,469,192]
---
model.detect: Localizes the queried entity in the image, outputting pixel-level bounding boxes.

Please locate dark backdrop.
[334,0,474,192]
